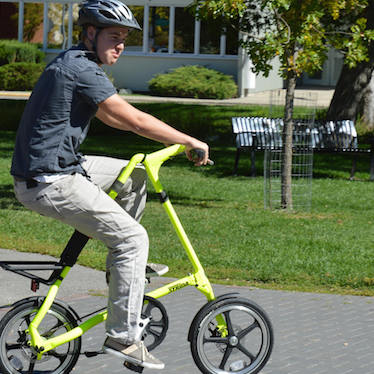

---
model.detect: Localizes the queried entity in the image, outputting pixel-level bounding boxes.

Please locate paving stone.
[1,249,374,374]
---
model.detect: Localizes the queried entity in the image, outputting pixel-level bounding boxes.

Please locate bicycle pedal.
[84,350,104,357]
[123,361,144,373]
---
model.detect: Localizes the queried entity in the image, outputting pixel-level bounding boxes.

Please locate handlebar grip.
[193,149,214,166]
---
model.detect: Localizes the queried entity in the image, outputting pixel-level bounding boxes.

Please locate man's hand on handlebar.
[185,140,211,166]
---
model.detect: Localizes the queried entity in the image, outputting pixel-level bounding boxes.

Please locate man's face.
[94,26,129,65]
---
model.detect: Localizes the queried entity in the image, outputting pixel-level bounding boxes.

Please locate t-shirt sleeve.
[76,66,117,106]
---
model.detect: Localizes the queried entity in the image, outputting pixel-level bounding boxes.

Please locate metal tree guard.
[264,90,316,211]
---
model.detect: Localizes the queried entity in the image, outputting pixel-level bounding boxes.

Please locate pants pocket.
[14,179,72,220]
[22,186,64,220]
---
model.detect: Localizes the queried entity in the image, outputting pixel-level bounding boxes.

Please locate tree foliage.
[194,0,374,210]
[195,0,373,78]
[326,2,374,124]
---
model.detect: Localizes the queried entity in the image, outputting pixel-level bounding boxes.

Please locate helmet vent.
[99,9,117,20]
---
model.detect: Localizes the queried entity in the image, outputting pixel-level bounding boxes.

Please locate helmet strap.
[92,27,103,64]
[83,25,103,64]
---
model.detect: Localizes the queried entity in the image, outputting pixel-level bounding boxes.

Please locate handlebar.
[143,144,185,166]
[110,144,213,199]
[144,144,214,167]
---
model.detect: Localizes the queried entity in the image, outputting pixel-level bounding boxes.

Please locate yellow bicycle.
[0,144,273,374]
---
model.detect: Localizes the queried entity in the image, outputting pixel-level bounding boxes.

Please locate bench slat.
[232,117,359,152]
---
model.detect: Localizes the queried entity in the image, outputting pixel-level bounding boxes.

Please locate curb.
[0,89,334,107]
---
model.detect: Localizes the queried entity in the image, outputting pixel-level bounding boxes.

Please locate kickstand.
[124,361,144,373]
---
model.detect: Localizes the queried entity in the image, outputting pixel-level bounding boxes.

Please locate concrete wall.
[105,53,239,91]
[251,59,284,93]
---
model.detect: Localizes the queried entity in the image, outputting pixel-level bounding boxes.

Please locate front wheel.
[190,297,273,374]
[0,299,81,374]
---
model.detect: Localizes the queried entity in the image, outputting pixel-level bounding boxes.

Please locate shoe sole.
[103,346,165,370]
[146,265,169,277]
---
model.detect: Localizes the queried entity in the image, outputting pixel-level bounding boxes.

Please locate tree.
[361,73,374,131]
[326,2,374,125]
[194,0,374,210]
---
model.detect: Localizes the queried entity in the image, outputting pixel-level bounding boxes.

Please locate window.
[225,23,239,55]
[174,7,194,53]
[0,2,19,39]
[9,0,240,57]
[149,6,169,52]
[48,3,79,49]
[126,6,144,52]
[200,18,220,54]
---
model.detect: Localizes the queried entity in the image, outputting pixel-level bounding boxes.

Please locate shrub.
[0,40,45,66]
[148,65,238,100]
[0,62,45,90]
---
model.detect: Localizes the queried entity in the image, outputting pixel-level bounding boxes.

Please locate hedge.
[0,62,45,90]
[149,65,238,100]
[0,40,44,66]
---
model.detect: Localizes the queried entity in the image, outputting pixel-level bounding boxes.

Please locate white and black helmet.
[78,0,141,30]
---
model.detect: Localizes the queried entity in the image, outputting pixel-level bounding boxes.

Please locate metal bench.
[232,117,374,179]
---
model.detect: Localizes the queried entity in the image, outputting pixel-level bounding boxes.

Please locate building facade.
[0,0,342,95]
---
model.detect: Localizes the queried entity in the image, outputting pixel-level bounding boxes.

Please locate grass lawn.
[1,130,374,296]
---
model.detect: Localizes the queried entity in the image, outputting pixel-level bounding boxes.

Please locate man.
[10,0,209,370]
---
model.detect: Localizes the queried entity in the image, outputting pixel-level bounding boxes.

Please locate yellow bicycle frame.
[27,144,217,359]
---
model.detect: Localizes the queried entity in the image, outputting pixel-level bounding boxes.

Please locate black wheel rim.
[196,303,272,374]
[0,306,79,374]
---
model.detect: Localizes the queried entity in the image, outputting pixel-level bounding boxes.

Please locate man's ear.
[86,25,97,42]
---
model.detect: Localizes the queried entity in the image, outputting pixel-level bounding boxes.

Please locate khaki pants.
[14,155,148,345]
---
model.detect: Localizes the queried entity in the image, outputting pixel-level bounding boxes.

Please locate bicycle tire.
[190,297,273,374]
[0,299,81,374]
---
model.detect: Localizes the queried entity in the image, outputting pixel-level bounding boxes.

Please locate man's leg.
[14,173,148,344]
[82,156,168,278]
[13,173,164,368]
[81,155,146,221]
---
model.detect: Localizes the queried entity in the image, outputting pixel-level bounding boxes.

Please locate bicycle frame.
[26,144,217,360]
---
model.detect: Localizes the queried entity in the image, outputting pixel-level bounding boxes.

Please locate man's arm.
[96,93,209,165]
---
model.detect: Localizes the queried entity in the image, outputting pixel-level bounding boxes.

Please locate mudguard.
[7,296,81,323]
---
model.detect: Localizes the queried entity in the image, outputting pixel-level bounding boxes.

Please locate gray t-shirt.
[11,44,117,179]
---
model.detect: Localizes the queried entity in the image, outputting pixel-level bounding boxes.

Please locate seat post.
[59,230,90,267]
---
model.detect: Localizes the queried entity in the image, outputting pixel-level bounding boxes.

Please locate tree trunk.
[326,61,374,121]
[361,71,374,130]
[327,2,374,121]
[281,70,297,210]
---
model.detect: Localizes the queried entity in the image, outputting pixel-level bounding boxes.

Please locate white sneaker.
[103,337,165,370]
[146,263,169,277]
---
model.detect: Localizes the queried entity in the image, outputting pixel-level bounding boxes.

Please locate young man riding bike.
[10,0,209,369]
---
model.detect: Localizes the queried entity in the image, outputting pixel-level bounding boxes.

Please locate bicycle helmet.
[78,0,141,30]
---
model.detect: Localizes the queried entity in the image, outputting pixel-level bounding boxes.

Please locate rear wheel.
[0,299,81,374]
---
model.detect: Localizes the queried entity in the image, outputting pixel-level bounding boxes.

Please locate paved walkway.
[0,248,373,374]
[0,88,334,107]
